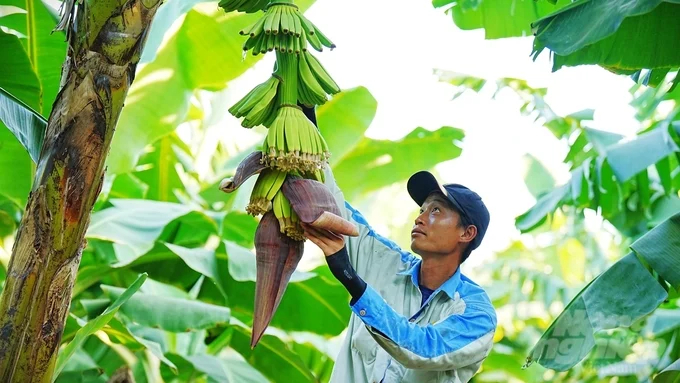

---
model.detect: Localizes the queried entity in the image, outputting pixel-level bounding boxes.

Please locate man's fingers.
[303,222,343,241]
[302,223,344,256]
[304,232,325,249]
[305,226,336,247]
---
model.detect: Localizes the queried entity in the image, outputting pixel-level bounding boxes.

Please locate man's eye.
[419,209,424,214]
[433,207,440,212]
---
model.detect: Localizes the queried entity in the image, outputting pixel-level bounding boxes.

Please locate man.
[301,168,497,383]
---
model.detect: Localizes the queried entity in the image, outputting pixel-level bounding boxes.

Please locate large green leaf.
[161,242,228,300]
[217,242,351,336]
[139,0,210,63]
[0,86,46,162]
[230,324,317,383]
[183,352,269,383]
[98,317,178,372]
[107,173,149,200]
[333,126,464,200]
[0,30,40,110]
[433,0,563,39]
[134,134,187,202]
[317,86,377,166]
[55,273,148,377]
[291,341,335,382]
[630,212,680,289]
[643,309,680,337]
[532,0,680,71]
[606,123,680,181]
[526,252,667,370]
[655,359,680,382]
[0,0,67,115]
[528,212,680,370]
[0,120,33,204]
[101,285,230,332]
[0,30,45,164]
[54,369,106,383]
[521,153,556,199]
[516,123,680,232]
[221,212,258,248]
[86,199,196,266]
[108,1,314,174]
[478,350,544,382]
[0,6,26,34]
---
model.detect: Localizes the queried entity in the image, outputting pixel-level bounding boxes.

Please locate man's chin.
[410,241,423,255]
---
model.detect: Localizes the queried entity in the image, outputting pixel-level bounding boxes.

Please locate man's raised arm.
[322,166,417,280]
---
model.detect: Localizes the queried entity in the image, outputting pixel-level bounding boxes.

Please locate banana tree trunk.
[0,0,162,381]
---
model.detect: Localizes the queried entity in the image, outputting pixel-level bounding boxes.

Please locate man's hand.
[301,222,345,256]
[303,222,367,302]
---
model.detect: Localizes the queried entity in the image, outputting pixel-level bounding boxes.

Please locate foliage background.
[0,0,679,381]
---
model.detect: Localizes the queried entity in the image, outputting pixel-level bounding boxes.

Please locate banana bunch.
[239,1,335,57]
[229,75,281,128]
[264,105,329,173]
[219,0,269,13]
[298,50,341,106]
[220,0,352,351]
[272,190,304,240]
[246,168,287,216]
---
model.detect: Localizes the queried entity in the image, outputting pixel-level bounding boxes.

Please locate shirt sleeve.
[323,167,417,281]
[350,285,497,371]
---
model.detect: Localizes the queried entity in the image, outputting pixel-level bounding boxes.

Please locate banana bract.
[282,177,359,237]
[252,211,303,348]
[219,151,266,193]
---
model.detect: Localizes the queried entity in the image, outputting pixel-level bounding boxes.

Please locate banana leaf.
[532,0,680,71]
[527,212,680,370]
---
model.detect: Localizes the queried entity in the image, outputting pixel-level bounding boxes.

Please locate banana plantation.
[0,0,678,382]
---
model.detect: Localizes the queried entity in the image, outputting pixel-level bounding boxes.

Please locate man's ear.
[459,225,477,244]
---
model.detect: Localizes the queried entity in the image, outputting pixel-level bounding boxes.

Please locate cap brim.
[407,171,448,206]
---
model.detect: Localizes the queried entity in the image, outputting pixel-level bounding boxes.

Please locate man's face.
[410,192,474,257]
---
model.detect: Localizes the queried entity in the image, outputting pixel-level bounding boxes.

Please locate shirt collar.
[397,258,461,300]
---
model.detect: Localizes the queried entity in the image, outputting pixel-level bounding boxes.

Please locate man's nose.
[414,211,425,226]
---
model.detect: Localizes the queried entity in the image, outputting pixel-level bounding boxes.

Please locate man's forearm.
[326,246,367,304]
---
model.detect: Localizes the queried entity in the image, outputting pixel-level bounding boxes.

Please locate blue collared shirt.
[324,168,497,383]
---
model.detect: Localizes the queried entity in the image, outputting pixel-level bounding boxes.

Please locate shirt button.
[359,309,366,316]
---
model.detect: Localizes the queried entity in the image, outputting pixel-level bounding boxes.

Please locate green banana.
[280,7,290,34]
[220,0,269,13]
[271,7,282,35]
[229,76,280,128]
[308,19,335,49]
[298,51,327,104]
[247,170,275,216]
[299,15,322,52]
[264,169,287,200]
[229,77,272,117]
[240,16,266,37]
[292,9,302,38]
[305,51,341,94]
[264,9,276,34]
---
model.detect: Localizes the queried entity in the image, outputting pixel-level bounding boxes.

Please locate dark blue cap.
[407,171,490,253]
